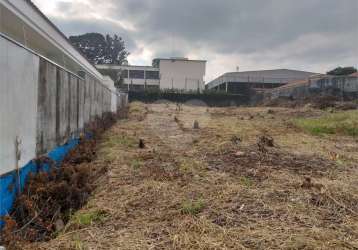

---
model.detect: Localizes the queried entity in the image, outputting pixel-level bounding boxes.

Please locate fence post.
[341,77,345,102]
[144,70,147,91]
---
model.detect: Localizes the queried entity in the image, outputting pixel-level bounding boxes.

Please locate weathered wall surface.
[36,60,58,154]
[0,36,128,176]
[0,36,128,223]
[103,76,117,114]
[36,59,118,154]
[57,70,70,145]
[0,36,39,174]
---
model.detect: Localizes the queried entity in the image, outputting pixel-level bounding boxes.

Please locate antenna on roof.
[171,34,174,57]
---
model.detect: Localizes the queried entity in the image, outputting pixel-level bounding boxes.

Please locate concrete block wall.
[36,58,123,154]
[0,35,128,221]
[37,59,58,154]
[57,70,70,145]
[0,35,39,175]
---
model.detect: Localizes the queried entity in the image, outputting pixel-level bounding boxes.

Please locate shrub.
[181,199,205,215]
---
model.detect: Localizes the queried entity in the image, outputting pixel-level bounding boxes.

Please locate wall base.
[0,138,80,228]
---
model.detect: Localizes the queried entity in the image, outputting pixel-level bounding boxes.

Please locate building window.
[145,71,160,80]
[129,70,145,79]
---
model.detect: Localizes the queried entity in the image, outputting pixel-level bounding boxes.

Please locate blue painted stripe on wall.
[0,138,80,228]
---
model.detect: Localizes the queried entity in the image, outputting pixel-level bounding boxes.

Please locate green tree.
[327,66,357,76]
[69,33,129,65]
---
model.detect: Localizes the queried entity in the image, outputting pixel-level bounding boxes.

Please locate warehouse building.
[97,57,206,92]
[206,69,319,95]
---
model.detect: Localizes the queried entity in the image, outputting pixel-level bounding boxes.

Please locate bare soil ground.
[19,103,358,249]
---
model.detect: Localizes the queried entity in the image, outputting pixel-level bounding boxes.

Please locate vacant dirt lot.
[23,102,358,249]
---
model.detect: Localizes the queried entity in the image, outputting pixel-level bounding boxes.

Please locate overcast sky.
[33,0,358,81]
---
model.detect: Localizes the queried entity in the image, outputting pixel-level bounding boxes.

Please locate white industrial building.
[97,57,206,92]
[207,69,319,94]
[153,58,206,91]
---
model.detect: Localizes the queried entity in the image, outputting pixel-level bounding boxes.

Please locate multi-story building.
[96,57,206,92]
[153,57,206,92]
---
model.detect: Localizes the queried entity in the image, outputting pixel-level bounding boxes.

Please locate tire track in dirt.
[145,104,195,152]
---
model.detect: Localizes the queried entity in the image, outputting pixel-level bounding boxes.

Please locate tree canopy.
[69,33,129,65]
[327,66,357,76]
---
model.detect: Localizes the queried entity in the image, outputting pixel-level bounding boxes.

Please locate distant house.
[96,57,206,92]
[266,73,358,100]
[206,69,319,95]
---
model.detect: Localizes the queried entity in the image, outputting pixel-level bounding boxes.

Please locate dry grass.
[24,103,358,250]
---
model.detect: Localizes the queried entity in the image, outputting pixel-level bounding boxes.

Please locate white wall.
[103,76,118,113]
[103,76,116,92]
[0,36,39,175]
[159,59,206,91]
[0,35,129,176]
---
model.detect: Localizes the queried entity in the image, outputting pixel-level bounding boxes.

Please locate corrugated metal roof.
[222,69,318,78]
[207,69,320,89]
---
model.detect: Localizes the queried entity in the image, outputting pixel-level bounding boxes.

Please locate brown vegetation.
[5,102,358,249]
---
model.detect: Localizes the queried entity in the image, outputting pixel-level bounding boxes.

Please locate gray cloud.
[34,0,358,79]
[105,0,357,51]
[52,17,137,51]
